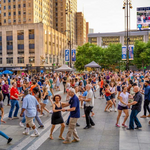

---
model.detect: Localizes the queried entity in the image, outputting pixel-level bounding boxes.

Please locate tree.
[133,40,150,69]
[74,43,102,71]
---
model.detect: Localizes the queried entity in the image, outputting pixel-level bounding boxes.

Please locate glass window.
[29,57,35,63]
[4,13,6,16]
[18,4,21,8]
[6,57,13,64]
[13,19,16,23]
[8,12,11,16]
[13,5,16,8]
[18,11,21,15]
[14,12,16,15]
[23,4,26,7]
[8,5,11,9]
[0,58,2,64]
[4,6,6,10]
[4,19,6,23]
[17,57,24,63]
[8,0,11,2]
[3,0,6,3]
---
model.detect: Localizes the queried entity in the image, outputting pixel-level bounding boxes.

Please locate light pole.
[123,0,132,70]
[65,0,72,68]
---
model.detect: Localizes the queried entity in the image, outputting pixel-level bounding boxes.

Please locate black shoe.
[91,123,95,126]
[66,123,69,126]
[38,125,44,129]
[7,138,12,144]
[127,128,134,130]
[135,127,142,129]
[83,126,91,129]
[76,123,80,127]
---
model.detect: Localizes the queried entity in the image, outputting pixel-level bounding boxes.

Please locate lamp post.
[65,0,72,68]
[123,0,132,71]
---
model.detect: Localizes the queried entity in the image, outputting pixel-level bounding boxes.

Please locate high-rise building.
[86,22,89,43]
[0,0,53,27]
[76,12,86,46]
[53,0,77,47]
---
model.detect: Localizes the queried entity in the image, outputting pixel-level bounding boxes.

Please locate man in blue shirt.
[62,88,80,144]
[20,90,40,137]
[141,81,150,118]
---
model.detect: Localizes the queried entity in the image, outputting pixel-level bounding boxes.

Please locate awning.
[5,68,13,70]
[45,67,49,70]
[12,68,27,71]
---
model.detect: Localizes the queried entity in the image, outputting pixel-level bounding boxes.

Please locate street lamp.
[123,0,132,70]
[65,0,72,68]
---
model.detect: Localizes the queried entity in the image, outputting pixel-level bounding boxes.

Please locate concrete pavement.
[0,86,150,150]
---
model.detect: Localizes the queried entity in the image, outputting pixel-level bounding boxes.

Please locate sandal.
[49,134,53,140]
[59,136,65,140]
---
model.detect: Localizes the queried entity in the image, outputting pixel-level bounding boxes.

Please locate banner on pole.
[65,49,69,62]
[122,46,134,60]
[72,49,76,61]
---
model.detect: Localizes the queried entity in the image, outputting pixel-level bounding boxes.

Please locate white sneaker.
[49,110,53,114]
[19,122,25,128]
[106,109,110,112]
[110,109,113,112]
[23,131,29,135]
[30,133,40,137]
[38,115,43,117]
[114,108,117,112]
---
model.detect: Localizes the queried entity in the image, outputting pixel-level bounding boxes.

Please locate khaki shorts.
[26,117,35,127]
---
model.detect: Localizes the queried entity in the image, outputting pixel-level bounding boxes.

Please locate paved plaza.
[0,85,150,150]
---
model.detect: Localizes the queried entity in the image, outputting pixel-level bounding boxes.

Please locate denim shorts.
[48,91,52,96]
[43,99,49,104]
[106,96,111,101]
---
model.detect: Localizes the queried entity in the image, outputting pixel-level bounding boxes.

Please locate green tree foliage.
[74,43,122,71]
[133,40,150,69]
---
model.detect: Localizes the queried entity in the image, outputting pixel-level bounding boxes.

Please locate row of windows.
[3,11,26,16]
[3,0,26,2]
[3,18,32,24]
[3,4,26,10]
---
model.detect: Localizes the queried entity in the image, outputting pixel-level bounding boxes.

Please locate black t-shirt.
[63,77,67,84]
[132,92,143,112]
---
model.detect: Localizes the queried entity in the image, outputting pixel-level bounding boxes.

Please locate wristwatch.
[65,109,67,111]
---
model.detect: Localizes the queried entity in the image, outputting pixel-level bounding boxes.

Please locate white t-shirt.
[46,84,50,91]
[85,89,94,107]
[118,92,129,107]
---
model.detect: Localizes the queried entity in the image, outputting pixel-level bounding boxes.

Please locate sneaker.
[22,131,29,135]
[8,117,13,120]
[135,127,142,129]
[110,109,113,112]
[106,109,110,112]
[38,114,43,117]
[38,125,44,129]
[19,122,25,128]
[49,110,53,114]
[114,108,117,112]
[13,116,19,119]
[122,124,128,128]
[7,138,12,144]
[116,124,120,127]
[30,133,40,137]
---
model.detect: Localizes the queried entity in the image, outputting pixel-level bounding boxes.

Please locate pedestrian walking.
[127,86,142,130]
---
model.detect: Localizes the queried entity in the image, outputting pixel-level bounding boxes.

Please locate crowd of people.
[0,70,150,145]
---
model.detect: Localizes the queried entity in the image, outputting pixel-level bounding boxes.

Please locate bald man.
[127,86,142,130]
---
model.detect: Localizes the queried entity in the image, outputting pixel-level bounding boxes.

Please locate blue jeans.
[17,87,22,93]
[129,110,142,129]
[8,100,20,118]
[0,116,9,139]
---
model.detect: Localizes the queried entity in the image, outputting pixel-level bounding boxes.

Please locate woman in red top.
[8,82,22,119]
[70,79,75,88]
[104,84,113,112]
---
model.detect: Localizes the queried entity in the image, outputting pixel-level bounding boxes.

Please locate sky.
[77,0,150,33]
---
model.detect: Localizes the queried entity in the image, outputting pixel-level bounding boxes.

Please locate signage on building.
[122,46,134,60]
[65,49,69,62]
[137,7,150,30]
[72,49,76,61]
